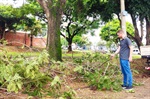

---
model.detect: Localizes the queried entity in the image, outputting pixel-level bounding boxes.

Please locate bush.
[0,50,51,96]
[73,52,122,91]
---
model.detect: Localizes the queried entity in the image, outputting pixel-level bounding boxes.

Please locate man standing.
[111,29,133,89]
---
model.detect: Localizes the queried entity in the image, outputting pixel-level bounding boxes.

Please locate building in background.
[2,31,46,48]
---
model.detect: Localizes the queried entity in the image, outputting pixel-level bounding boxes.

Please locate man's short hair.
[117,29,124,34]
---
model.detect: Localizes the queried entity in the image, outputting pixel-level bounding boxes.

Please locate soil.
[70,77,150,99]
[0,46,150,99]
[68,57,150,99]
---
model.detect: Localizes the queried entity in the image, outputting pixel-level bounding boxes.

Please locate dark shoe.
[121,85,127,89]
[125,86,134,93]
[125,86,133,90]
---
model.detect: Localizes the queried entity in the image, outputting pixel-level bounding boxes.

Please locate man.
[111,29,133,89]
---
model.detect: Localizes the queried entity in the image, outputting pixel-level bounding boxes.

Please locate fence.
[3,32,46,48]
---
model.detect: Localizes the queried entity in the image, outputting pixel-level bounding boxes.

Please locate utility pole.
[120,0,127,36]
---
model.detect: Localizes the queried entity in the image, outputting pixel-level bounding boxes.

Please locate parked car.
[133,49,140,55]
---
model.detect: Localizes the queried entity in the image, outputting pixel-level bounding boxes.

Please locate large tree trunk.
[67,38,73,52]
[145,17,150,45]
[2,30,5,39]
[0,22,6,40]
[139,17,144,42]
[47,12,62,61]
[37,0,65,61]
[130,14,143,49]
[30,35,33,47]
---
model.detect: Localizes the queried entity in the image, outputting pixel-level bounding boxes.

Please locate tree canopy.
[87,0,150,49]
[60,0,103,52]
[0,5,24,38]
[1,0,150,60]
[100,19,134,44]
[0,1,45,39]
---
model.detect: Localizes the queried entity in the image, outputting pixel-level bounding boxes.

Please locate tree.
[61,0,100,52]
[0,5,24,39]
[61,13,100,52]
[24,18,44,47]
[125,0,150,46]
[73,35,91,48]
[88,0,150,49]
[36,0,66,61]
[0,0,64,61]
[100,19,134,43]
[0,1,44,41]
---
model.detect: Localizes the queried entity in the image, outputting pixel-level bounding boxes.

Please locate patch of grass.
[73,52,122,91]
[132,55,141,59]
[0,51,40,57]
[62,50,91,57]
[0,46,41,57]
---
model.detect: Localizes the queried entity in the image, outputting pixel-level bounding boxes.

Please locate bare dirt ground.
[69,58,150,99]
[69,77,150,99]
[0,46,150,99]
[0,77,150,99]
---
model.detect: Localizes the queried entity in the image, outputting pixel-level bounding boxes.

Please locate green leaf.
[73,66,83,73]
[16,81,23,90]
[7,81,17,92]
[51,76,61,86]
[12,73,22,81]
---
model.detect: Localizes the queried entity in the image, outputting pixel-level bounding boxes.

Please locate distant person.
[111,29,133,90]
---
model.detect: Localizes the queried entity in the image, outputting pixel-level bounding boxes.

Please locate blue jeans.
[120,59,133,87]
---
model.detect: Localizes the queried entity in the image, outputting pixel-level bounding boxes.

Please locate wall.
[4,32,46,48]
